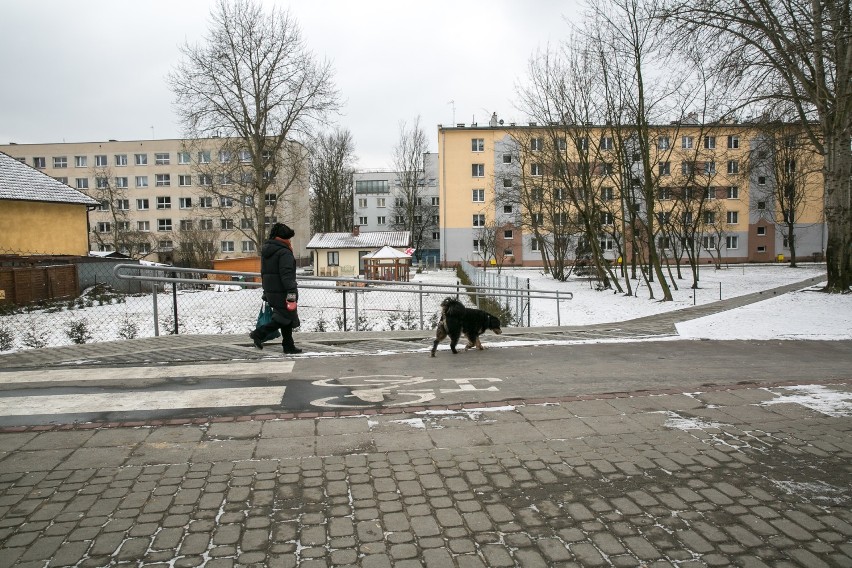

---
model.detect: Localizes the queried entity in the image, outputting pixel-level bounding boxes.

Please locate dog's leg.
[431,326,447,357]
[476,338,485,350]
[449,330,461,354]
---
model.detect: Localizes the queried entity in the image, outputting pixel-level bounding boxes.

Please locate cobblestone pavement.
[1,381,850,567]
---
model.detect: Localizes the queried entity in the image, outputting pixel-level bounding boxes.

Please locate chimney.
[352,225,360,236]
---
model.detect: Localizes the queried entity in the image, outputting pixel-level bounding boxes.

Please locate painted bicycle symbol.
[310,375,501,408]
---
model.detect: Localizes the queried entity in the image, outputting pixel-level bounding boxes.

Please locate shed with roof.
[305,227,411,278]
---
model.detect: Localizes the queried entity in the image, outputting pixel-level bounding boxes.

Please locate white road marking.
[0,386,287,416]
[0,361,295,385]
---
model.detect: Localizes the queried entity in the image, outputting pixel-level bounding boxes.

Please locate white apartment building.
[0,138,311,263]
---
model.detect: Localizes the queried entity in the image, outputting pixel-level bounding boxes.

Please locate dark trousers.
[254,314,296,348]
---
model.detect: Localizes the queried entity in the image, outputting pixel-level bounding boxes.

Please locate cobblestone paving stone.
[0,383,850,567]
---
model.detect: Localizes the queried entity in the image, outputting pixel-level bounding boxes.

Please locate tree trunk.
[824,132,852,291]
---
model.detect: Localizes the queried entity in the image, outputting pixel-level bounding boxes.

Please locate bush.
[0,323,14,351]
[118,316,139,340]
[66,319,93,344]
[23,328,47,349]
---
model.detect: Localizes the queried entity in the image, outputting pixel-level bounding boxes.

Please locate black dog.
[430,297,502,356]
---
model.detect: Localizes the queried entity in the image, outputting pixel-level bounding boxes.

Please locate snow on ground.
[0,263,849,353]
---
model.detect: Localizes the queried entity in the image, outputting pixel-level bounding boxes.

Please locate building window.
[179,197,192,209]
[137,199,149,210]
[531,238,540,252]
[530,164,543,176]
[757,176,767,186]
[504,230,513,239]
[727,160,739,174]
[135,176,148,188]
[377,216,386,225]
[658,237,671,249]
[471,138,484,152]
[432,231,440,240]
[681,136,694,149]
[178,152,191,165]
[557,137,567,151]
[158,241,174,251]
[472,239,483,252]
[242,241,256,253]
[704,136,716,149]
[239,150,251,163]
[75,156,87,168]
[54,177,68,184]
[530,138,543,151]
[395,197,404,207]
[221,218,234,230]
[180,220,193,231]
[704,187,716,200]
[726,235,739,249]
[502,178,513,188]
[157,196,172,209]
[97,222,111,233]
[155,174,171,187]
[155,153,170,165]
[327,251,339,266]
[96,177,109,189]
[658,187,671,200]
[472,189,484,202]
[358,216,368,225]
[704,161,716,174]
[265,193,277,206]
[376,198,386,208]
[197,151,211,164]
[727,135,739,149]
[756,226,767,236]
[503,205,513,214]
[726,211,738,224]
[157,219,173,232]
[600,238,614,251]
[33,157,46,168]
[472,214,486,228]
[135,153,147,165]
[702,235,716,249]
[95,155,108,167]
[199,219,214,230]
[704,211,716,224]
[53,156,67,168]
[601,212,614,225]
[757,201,766,210]
[395,215,405,224]
[757,245,766,253]
[179,174,192,186]
[601,136,613,150]
[198,174,212,186]
[115,177,128,189]
[137,221,150,231]
[358,198,367,208]
[218,150,231,163]
[727,186,739,199]
[221,241,234,252]
[240,218,253,229]
[114,154,127,167]
[75,178,89,189]
[502,153,512,164]
[220,197,234,208]
[681,162,694,175]
[472,164,485,177]
[431,197,439,206]
[659,161,670,176]
[658,136,670,150]
[198,197,213,208]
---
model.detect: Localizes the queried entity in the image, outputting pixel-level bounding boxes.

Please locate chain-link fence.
[0,256,569,352]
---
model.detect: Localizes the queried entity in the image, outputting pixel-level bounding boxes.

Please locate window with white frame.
[155,153,170,165]
[115,177,128,189]
[97,200,109,211]
[600,212,614,226]
[471,138,484,152]
[472,164,485,177]
[704,211,715,224]
[557,137,567,151]
[394,197,404,207]
[659,161,670,176]
[136,176,148,188]
[531,238,540,252]
[473,214,485,227]
[503,178,512,188]
[431,196,439,206]
[53,156,67,168]
[240,218,253,229]
[681,161,694,175]
[376,197,386,208]
[239,150,251,162]
[218,150,231,163]
[601,187,614,201]
[54,176,68,184]
[395,215,405,224]
[199,219,213,230]
[504,230,513,239]
[727,160,739,174]
[96,177,109,189]
[726,210,738,224]
[155,174,170,187]
[702,235,716,249]
[472,239,483,252]
[601,136,613,150]
[159,240,174,250]
[658,187,671,200]
[199,197,213,208]
[503,204,513,214]
[138,242,151,254]
[114,154,127,166]
[178,152,191,165]
[97,222,111,233]
[198,151,211,164]
[757,226,766,236]
[221,218,234,230]
[180,219,193,231]
[74,156,87,167]
[658,136,670,149]
[532,213,543,225]
[179,197,192,209]
[115,199,129,210]
[137,199,149,210]
[157,219,173,232]
[135,153,147,165]
[577,137,589,151]
[726,235,739,249]
[704,187,716,200]
[530,138,543,151]
[137,220,150,231]
[179,175,192,186]
[704,161,716,174]
[472,189,484,202]
[95,155,107,167]
[757,245,766,253]
[198,174,212,186]
[33,157,45,168]
[432,231,440,240]
[377,216,386,225]
[242,241,256,253]
[76,178,89,189]
[704,136,716,149]
[683,211,693,224]
[727,135,739,149]
[727,185,739,199]
[157,196,171,209]
[221,241,234,252]
[358,216,368,225]
[530,163,543,176]
[502,153,512,164]
[358,198,367,208]
[658,236,671,249]
[327,251,339,266]
[681,136,694,149]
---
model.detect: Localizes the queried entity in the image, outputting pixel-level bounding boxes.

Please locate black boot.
[249,330,264,350]
[281,327,302,354]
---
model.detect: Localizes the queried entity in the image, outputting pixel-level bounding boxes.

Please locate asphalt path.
[1,339,849,427]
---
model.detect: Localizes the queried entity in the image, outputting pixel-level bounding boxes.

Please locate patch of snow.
[758,385,852,417]
[662,411,728,430]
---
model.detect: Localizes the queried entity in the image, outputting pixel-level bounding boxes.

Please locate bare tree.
[310,129,356,233]
[87,164,153,259]
[661,0,852,292]
[390,117,437,260]
[172,221,221,269]
[169,0,339,252]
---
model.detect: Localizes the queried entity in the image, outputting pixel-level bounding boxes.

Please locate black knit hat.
[270,223,295,240]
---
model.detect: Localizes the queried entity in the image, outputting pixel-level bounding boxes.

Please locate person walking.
[250,223,302,354]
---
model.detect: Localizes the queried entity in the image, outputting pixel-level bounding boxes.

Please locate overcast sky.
[0,0,582,170]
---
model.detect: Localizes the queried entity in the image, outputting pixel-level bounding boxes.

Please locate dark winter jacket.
[260,238,299,326]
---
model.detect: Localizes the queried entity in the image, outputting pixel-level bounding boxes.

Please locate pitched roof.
[0,151,98,206]
[363,245,412,259]
[306,231,411,249]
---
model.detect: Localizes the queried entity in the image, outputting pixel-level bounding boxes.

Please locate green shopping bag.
[256,302,281,341]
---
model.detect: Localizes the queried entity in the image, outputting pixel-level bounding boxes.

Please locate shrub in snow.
[118,316,139,340]
[0,323,13,351]
[66,319,93,344]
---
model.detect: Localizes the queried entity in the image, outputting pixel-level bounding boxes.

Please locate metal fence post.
[527,278,531,327]
[354,289,359,332]
[152,278,160,337]
[171,271,179,335]
[342,290,347,331]
[418,283,424,329]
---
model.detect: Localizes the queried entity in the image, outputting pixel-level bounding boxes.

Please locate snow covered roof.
[306,231,410,249]
[363,245,412,259]
[0,151,99,206]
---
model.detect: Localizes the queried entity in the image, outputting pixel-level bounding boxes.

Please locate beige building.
[306,229,411,277]
[0,138,311,264]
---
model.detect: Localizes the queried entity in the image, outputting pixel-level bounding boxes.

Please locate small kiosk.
[363,245,412,282]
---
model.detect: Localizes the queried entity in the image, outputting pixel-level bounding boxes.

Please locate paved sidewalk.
[1,380,850,567]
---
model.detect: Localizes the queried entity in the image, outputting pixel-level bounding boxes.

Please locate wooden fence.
[0,265,78,306]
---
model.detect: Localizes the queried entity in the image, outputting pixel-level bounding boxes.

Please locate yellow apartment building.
[437,118,825,267]
[0,138,311,264]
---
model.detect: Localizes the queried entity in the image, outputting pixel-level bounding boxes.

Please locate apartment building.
[353,152,440,263]
[0,138,311,263]
[437,119,825,267]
